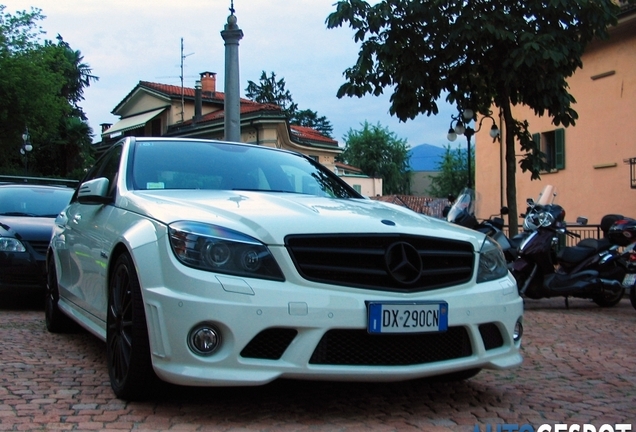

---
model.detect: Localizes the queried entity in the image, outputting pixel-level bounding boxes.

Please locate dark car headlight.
[168,221,284,281]
[0,237,27,252]
[477,237,508,283]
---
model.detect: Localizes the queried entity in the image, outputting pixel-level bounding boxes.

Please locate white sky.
[2,0,456,147]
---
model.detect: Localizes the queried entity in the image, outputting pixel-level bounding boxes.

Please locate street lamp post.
[447,109,500,189]
[21,128,33,176]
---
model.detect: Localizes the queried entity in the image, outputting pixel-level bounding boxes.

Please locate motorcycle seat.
[558,243,602,265]
[576,237,611,252]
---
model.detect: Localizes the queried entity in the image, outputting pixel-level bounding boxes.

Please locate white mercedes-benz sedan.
[46,137,523,400]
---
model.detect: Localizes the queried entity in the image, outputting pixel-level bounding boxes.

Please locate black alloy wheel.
[106,252,158,400]
[45,258,77,333]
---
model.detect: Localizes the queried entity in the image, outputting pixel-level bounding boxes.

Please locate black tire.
[592,286,625,307]
[45,257,78,333]
[106,252,159,400]
[629,282,636,310]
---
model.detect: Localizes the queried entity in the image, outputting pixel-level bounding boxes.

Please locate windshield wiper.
[0,212,38,217]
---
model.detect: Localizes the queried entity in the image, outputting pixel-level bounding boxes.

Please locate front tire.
[106,252,159,400]
[45,257,77,333]
[629,281,636,310]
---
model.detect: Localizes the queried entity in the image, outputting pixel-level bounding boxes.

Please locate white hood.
[121,190,484,248]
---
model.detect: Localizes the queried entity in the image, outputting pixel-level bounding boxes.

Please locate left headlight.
[477,237,508,283]
[168,221,285,281]
[0,236,27,252]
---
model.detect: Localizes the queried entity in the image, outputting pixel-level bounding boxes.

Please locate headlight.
[168,221,284,281]
[0,237,27,252]
[477,237,508,283]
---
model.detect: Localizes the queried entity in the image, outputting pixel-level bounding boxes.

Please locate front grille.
[26,240,49,256]
[478,323,504,350]
[240,328,298,360]
[309,327,472,365]
[285,234,474,292]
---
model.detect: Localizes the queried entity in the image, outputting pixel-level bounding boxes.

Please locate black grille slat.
[286,234,475,292]
[478,323,504,350]
[240,328,298,360]
[309,327,472,365]
[27,240,49,256]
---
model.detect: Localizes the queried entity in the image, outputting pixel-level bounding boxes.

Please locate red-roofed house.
[96,71,342,171]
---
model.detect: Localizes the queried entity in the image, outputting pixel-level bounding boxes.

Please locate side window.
[80,144,123,199]
[533,128,565,172]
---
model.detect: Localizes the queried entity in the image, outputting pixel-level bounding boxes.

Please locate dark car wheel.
[45,258,78,333]
[106,252,159,400]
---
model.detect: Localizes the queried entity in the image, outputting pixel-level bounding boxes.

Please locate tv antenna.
[179,37,195,123]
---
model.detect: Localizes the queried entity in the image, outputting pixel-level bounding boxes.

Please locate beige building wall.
[476,15,636,225]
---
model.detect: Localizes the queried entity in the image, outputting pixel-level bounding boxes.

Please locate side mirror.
[77,177,111,204]
[500,206,509,215]
[526,198,535,206]
[576,216,588,225]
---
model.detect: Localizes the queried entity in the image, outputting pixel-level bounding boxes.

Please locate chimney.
[100,123,112,133]
[194,80,202,121]
[200,71,216,95]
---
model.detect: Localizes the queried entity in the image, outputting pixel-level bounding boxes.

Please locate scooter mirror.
[500,206,509,215]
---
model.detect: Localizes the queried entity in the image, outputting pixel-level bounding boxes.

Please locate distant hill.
[408,144,446,172]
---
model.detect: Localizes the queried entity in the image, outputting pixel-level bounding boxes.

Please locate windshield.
[535,185,557,206]
[0,186,74,217]
[131,140,361,199]
[446,188,477,228]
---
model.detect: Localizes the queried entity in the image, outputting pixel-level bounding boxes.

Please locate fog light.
[188,325,220,356]
[513,319,523,342]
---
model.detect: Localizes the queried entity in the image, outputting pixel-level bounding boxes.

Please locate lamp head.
[447,128,458,142]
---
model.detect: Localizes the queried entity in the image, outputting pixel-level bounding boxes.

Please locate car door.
[57,145,122,321]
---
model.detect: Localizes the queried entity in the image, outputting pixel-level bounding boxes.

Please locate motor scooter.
[445,188,522,262]
[606,217,636,309]
[511,186,626,308]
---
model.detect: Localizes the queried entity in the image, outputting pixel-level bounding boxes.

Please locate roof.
[290,125,338,146]
[111,80,337,147]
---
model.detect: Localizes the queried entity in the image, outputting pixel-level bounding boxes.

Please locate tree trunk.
[502,103,519,237]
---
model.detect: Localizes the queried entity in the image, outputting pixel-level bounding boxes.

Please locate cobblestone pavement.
[1,292,635,432]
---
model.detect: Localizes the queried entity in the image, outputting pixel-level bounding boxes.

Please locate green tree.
[327,0,620,235]
[0,6,97,178]
[427,144,471,199]
[245,70,334,138]
[341,121,411,195]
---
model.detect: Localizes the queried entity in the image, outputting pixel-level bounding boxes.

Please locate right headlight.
[168,221,284,281]
[0,236,26,252]
[477,237,508,283]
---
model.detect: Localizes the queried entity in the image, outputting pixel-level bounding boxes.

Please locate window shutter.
[532,133,541,171]
[555,128,565,170]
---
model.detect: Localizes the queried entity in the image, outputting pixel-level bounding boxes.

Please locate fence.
[504,224,605,248]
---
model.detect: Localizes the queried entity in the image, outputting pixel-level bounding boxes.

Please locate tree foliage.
[341,121,411,195]
[427,144,471,199]
[326,0,620,234]
[0,5,97,178]
[245,70,334,138]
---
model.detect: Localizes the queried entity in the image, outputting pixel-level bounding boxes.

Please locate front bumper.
[0,251,46,292]
[136,242,523,387]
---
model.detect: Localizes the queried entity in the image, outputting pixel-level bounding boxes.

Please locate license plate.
[367,301,448,334]
[623,273,636,287]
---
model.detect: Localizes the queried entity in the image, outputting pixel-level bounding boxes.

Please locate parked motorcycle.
[446,188,521,262]
[511,186,626,307]
[606,217,636,309]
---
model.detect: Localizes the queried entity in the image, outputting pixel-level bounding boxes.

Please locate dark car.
[0,182,75,294]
